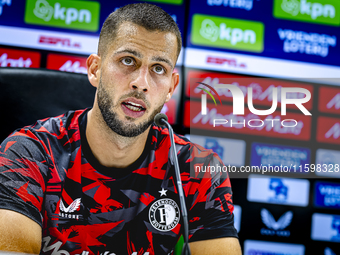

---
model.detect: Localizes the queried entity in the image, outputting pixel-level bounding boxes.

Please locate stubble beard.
[97,79,164,137]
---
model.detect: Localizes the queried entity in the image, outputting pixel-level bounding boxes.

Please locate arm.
[0,130,49,253]
[185,145,240,254]
[190,237,241,255]
[0,209,42,254]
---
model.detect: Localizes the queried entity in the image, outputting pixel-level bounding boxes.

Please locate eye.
[153,65,165,74]
[121,57,134,66]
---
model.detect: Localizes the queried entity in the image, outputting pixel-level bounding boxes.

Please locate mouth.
[121,98,147,118]
[122,101,146,112]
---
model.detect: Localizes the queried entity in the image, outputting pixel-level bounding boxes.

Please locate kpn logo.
[273,0,340,26]
[25,0,100,31]
[191,14,264,53]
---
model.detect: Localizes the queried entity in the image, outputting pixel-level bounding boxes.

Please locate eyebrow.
[114,48,174,70]
[114,49,142,58]
[152,56,174,70]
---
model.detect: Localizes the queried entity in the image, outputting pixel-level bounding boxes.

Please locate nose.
[130,66,150,92]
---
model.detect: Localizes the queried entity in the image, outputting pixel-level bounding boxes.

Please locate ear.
[165,71,179,103]
[86,54,101,88]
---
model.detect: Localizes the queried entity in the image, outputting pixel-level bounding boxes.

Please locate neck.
[86,108,150,168]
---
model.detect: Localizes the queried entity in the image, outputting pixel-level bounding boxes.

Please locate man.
[0,3,241,255]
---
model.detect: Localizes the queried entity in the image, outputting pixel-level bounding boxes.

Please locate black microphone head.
[154,113,168,127]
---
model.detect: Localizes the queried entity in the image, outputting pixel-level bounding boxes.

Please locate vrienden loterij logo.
[196,82,312,129]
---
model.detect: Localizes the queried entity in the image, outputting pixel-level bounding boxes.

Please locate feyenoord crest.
[149,198,180,232]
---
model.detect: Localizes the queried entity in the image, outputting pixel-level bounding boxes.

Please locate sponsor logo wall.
[273,0,340,26]
[0,0,186,58]
[244,240,305,255]
[207,0,253,11]
[319,86,340,114]
[251,142,311,169]
[183,65,340,252]
[0,26,99,54]
[311,213,340,243]
[277,28,337,58]
[260,208,293,237]
[187,0,340,72]
[191,14,264,52]
[314,181,340,210]
[317,116,340,145]
[0,47,40,67]
[184,101,312,141]
[25,0,101,31]
[186,70,314,110]
[46,53,87,73]
[315,149,340,178]
[247,175,310,207]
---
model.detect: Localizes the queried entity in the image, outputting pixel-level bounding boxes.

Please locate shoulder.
[7,109,85,140]
[29,109,84,136]
[1,109,86,157]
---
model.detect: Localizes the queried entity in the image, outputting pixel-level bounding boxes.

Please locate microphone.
[153,113,191,255]
[154,113,168,127]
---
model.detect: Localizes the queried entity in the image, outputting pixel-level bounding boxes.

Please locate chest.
[41,156,181,255]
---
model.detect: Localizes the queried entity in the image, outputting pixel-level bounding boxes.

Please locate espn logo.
[39,36,81,49]
[206,56,246,68]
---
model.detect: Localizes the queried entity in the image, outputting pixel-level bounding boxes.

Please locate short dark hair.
[98,3,182,61]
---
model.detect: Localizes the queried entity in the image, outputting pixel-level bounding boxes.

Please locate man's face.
[91,22,179,137]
